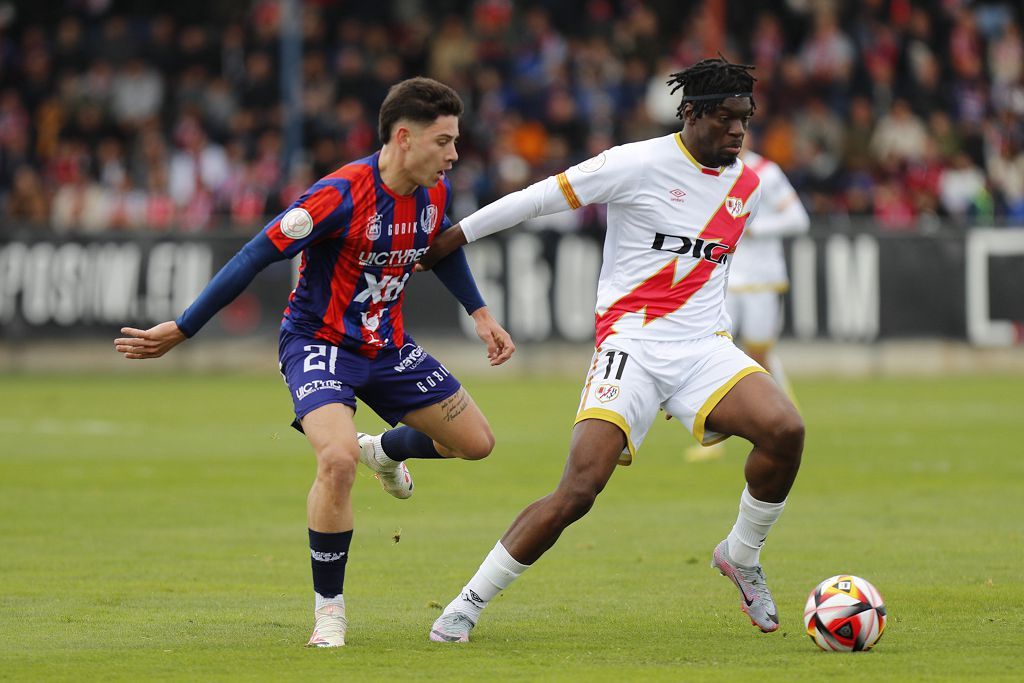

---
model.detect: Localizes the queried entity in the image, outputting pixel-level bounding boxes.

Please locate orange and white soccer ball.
[803,574,887,651]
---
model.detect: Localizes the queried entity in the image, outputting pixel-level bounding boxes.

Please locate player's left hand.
[471,307,515,366]
[114,321,187,359]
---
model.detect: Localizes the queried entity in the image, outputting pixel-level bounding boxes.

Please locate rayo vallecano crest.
[725,196,744,218]
[595,383,620,403]
[420,205,438,233]
[366,212,383,239]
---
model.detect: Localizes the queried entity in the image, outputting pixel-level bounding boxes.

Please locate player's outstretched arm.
[470,306,515,366]
[418,172,578,272]
[114,321,187,360]
[115,232,285,362]
[416,224,467,271]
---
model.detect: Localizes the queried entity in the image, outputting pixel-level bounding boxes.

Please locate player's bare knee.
[316,445,359,488]
[768,412,805,459]
[552,481,599,524]
[452,426,495,460]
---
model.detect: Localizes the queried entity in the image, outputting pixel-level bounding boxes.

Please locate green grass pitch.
[1,370,1022,681]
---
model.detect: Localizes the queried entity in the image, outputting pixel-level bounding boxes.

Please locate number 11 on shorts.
[602,350,628,380]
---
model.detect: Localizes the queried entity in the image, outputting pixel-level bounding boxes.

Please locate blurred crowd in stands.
[1,0,1023,234]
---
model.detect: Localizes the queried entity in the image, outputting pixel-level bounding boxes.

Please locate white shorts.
[726,289,783,349]
[574,333,766,465]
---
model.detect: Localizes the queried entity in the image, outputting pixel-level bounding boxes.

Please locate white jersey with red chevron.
[556,133,762,346]
[458,132,762,346]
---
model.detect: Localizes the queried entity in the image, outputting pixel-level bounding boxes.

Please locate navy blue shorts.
[278,329,462,430]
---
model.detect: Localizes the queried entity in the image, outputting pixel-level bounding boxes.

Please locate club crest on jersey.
[725,196,744,218]
[420,205,438,233]
[280,208,313,239]
[366,213,383,239]
[595,383,620,403]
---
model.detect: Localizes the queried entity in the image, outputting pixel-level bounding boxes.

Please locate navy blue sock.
[309,529,352,598]
[381,426,443,461]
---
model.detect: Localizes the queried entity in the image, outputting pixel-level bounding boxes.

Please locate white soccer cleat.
[429,611,475,643]
[357,432,413,499]
[712,539,780,633]
[306,602,347,648]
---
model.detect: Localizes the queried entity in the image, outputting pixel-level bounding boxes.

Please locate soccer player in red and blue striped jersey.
[114,78,514,647]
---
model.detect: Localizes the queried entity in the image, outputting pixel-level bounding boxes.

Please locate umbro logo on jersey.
[669,188,687,202]
[651,232,732,264]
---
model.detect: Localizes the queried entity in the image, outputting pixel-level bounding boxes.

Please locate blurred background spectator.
[1,0,1023,232]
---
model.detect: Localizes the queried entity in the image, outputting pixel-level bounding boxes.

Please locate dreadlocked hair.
[666,57,757,122]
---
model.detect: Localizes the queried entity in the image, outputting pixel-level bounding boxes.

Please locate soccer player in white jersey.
[686,137,810,462]
[418,58,804,640]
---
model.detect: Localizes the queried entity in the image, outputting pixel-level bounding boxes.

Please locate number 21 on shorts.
[303,344,339,374]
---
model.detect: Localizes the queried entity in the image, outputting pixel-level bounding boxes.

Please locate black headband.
[681,92,752,102]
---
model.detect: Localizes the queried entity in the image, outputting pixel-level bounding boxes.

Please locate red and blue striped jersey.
[263,152,453,358]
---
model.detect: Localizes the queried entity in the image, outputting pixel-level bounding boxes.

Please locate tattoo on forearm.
[442,391,470,422]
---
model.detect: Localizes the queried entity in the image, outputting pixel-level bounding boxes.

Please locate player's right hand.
[114,321,187,359]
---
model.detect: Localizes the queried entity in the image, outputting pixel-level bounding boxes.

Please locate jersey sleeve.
[174,180,352,337]
[263,180,353,258]
[431,248,486,314]
[174,232,282,337]
[433,176,486,313]
[557,143,644,208]
[459,144,644,242]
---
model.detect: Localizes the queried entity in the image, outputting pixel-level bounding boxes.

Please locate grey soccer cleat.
[429,611,476,643]
[712,539,780,633]
[357,432,413,499]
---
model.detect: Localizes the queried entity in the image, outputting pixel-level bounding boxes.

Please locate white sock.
[315,592,345,610]
[726,486,786,567]
[368,434,400,469]
[445,541,529,622]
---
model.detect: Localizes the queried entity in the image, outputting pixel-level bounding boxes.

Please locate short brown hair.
[378,77,464,143]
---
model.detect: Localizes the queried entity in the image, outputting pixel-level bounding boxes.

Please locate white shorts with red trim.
[574,333,766,465]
